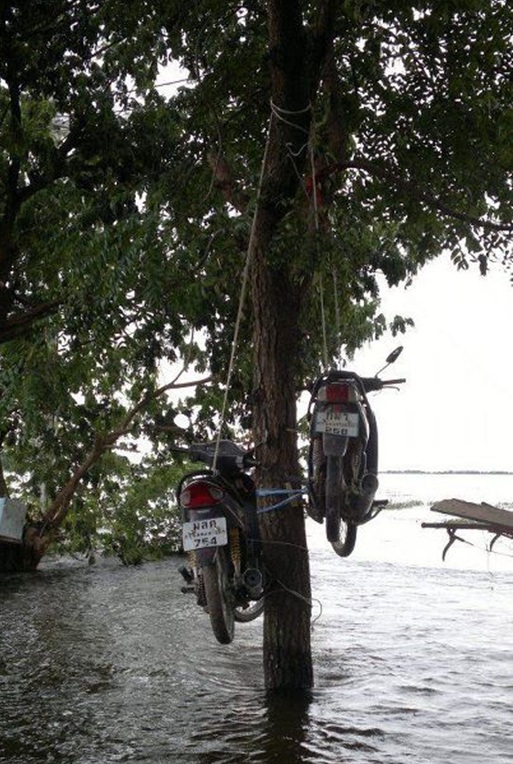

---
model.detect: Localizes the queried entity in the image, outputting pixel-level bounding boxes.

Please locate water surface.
[2,473,513,763]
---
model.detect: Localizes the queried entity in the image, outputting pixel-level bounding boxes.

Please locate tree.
[154,0,512,691]
[0,1,219,568]
[1,0,512,693]
[0,1,269,573]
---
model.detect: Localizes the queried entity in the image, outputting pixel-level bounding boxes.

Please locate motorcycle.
[176,439,264,644]
[306,346,405,557]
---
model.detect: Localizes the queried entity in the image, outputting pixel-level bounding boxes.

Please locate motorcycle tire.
[325,454,358,557]
[202,547,235,644]
[306,436,325,523]
[234,597,265,623]
[325,454,343,542]
[330,523,357,557]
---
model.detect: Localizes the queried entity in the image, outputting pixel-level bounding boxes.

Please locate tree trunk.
[252,252,313,691]
[0,449,8,498]
[248,0,336,691]
[0,524,50,573]
[0,449,48,572]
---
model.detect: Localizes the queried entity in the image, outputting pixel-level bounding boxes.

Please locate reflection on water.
[2,476,513,764]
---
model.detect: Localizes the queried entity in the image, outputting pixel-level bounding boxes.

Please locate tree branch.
[44,375,212,527]
[207,151,248,213]
[0,300,62,344]
[323,158,513,233]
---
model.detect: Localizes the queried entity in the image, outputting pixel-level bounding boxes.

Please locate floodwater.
[1,473,513,763]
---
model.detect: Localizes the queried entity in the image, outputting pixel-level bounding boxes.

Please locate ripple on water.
[2,555,513,763]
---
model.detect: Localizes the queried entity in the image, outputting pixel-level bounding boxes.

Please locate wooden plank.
[422,520,490,529]
[431,498,513,529]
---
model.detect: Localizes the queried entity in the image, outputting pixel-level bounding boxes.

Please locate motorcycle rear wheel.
[203,548,235,644]
[325,454,358,557]
[325,455,344,542]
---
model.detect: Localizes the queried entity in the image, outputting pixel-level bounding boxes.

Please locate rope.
[213,100,312,468]
[270,99,312,116]
[308,140,330,370]
[318,273,329,370]
[267,575,324,625]
[332,267,342,364]
[270,99,311,134]
[213,117,273,468]
[256,487,306,513]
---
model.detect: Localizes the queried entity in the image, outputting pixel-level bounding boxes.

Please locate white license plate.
[182,516,228,551]
[315,410,359,437]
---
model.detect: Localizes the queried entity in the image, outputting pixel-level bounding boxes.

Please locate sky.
[156,71,513,474]
[170,252,513,474]
[349,253,513,472]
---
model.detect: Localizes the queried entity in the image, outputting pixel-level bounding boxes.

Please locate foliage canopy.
[0,0,512,556]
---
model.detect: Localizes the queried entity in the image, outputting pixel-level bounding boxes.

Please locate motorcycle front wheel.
[330,523,357,557]
[234,597,265,622]
[202,547,235,644]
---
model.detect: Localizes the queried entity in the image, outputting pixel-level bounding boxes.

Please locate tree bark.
[248,0,337,691]
[249,0,320,691]
[252,245,313,690]
[0,524,50,573]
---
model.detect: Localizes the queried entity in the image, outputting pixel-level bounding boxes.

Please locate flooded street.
[2,474,513,763]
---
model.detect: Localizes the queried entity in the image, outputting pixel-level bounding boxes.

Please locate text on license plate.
[315,410,359,437]
[182,517,228,551]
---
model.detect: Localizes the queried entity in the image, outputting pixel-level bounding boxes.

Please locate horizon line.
[382,469,513,475]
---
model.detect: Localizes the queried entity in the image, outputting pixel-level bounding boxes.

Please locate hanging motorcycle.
[307,346,405,557]
[176,439,264,644]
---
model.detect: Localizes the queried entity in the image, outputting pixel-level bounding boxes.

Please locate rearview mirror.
[385,346,403,365]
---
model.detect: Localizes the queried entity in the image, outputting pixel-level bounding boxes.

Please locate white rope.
[213,100,314,465]
[270,99,312,116]
[308,140,329,370]
[270,99,311,126]
[318,273,329,370]
[270,99,311,157]
[332,267,342,364]
[308,137,320,227]
[213,113,274,469]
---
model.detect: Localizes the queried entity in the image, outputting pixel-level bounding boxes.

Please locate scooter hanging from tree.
[176,440,265,644]
[306,346,405,557]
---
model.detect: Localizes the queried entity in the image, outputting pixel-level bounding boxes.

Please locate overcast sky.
[350,253,513,472]
[172,251,513,473]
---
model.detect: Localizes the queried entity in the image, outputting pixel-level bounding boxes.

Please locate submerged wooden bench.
[422,498,513,560]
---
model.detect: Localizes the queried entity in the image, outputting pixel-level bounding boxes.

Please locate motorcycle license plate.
[182,517,228,551]
[315,410,359,437]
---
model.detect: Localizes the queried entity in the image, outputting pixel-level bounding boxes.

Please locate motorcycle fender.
[323,432,349,456]
[196,546,218,566]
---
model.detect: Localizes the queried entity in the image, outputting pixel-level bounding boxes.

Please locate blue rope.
[256,488,306,514]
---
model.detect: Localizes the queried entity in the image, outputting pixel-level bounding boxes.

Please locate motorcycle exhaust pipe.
[349,473,379,519]
[242,568,263,598]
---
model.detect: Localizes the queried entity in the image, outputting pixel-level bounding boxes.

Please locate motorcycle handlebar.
[361,377,406,392]
[171,441,256,472]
